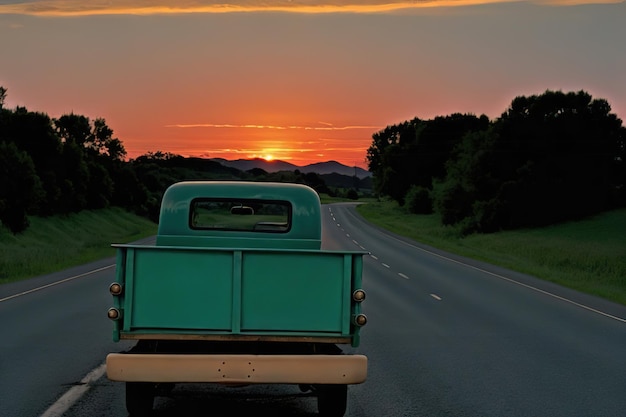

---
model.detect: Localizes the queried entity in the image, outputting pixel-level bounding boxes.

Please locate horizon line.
[165,123,383,131]
[127,152,372,170]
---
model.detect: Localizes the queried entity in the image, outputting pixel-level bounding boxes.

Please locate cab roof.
[156,181,322,250]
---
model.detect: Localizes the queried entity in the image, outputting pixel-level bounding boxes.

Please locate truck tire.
[126,382,155,416]
[316,384,347,417]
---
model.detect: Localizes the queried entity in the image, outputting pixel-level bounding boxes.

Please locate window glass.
[190,199,291,232]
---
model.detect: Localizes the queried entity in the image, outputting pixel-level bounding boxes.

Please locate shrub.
[405,185,433,214]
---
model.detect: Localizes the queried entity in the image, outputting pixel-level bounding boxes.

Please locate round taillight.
[107,307,121,320]
[352,289,366,302]
[109,282,123,296]
[353,314,367,327]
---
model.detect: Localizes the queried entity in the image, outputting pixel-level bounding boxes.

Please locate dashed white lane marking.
[382,263,390,269]
[0,265,115,303]
[40,363,106,417]
[398,273,410,280]
[352,240,359,245]
[370,255,378,260]
[430,294,442,301]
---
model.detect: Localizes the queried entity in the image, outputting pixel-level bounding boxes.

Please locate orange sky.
[1,1,625,169]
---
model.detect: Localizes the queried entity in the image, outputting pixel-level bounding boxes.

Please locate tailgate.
[110,246,364,343]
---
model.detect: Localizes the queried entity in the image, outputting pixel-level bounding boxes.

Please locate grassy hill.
[0,208,157,284]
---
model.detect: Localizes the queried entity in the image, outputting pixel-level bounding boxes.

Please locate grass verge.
[0,207,157,284]
[356,200,626,306]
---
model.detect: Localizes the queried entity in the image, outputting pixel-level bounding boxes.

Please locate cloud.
[165,122,383,131]
[0,0,620,16]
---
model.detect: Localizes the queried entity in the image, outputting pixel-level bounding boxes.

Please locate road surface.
[1,204,625,416]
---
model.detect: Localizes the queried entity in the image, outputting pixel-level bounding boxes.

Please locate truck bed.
[111,244,365,347]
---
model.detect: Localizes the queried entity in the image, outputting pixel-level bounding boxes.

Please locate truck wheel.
[126,382,155,416]
[316,384,347,417]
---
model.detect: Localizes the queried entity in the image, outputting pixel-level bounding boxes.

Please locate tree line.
[2,87,624,235]
[367,90,626,234]
[0,86,336,234]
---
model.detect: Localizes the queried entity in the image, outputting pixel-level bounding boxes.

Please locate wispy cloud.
[165,122,383,131]
[0,0,619,16]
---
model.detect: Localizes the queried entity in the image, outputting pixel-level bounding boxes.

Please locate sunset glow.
[0,1,583,17]
[0,0,622,17]
[2,1,624,170]
[133,123,382,167]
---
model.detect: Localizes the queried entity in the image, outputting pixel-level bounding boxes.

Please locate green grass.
[357,200,626,306]
[0,208,157,284]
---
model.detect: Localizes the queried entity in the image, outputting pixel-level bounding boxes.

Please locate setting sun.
[2,1,623,172]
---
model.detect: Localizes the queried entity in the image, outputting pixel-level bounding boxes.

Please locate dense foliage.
[367,90,626,234]
[3,87,624,235]
[0,87,335,233]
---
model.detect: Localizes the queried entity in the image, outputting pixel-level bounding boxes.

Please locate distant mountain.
[302,161,371,178]
[211,158,297,173]
[211,158,372,179]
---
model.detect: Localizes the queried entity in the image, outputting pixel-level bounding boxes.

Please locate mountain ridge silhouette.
[211,158,371,179]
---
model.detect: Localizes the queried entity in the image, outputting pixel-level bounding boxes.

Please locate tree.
[110,164,149,210]
[55,113,92,146]
[58,141,90,213]
[367,120,418,201]
[367,114,490,205]
[432,129,501,232]
[0,86,6,109]
[1,107,63,215]
[0,141,44,233]
[495,90,622,226]
[435,90,625,232]
[405,185,433,214]
[90,118,127,161]
[346,188,359,200]
[86,161,114,208]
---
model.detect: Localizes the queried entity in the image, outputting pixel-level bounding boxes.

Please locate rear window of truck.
[190,198,291,233]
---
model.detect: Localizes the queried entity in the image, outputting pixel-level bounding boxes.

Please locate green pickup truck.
[106,181,368,416]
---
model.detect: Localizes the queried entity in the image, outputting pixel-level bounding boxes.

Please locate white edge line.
[0,265,115,303]
[379,232,626,324]
[40,363,107,417]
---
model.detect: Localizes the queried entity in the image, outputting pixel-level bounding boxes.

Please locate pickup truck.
[106,181,368,416]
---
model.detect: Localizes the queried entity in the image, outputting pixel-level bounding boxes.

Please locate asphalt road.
[1,204,625,417]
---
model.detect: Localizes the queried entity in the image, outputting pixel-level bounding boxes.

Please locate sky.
[1,1,625,169]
